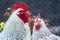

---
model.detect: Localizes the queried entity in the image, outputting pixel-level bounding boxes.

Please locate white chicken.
[32,16,60,40]
[0,2,31,40]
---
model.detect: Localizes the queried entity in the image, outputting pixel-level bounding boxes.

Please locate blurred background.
[0,0,60,36]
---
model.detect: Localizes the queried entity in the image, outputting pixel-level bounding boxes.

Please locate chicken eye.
[39,20,41,22]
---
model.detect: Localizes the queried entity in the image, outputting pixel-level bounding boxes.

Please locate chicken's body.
[0,9,31,40]
[32,17,60,40]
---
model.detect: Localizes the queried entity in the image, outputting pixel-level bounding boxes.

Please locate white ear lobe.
[13,8,24,14]
[16,8,24,14]
[17,8,24,11]
[16,8,24,13]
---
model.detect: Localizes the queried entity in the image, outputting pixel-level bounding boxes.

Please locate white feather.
[0,8,30,40]
[32,18,60,40]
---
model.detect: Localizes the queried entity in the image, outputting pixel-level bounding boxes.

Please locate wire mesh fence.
[0,0,60,26]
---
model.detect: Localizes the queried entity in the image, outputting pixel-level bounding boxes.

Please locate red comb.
[36,16,38,22]
[12,2,29,11]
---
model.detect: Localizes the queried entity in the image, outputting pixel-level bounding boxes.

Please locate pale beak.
[25,11,32,15]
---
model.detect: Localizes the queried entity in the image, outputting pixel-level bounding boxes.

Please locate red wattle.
[35,23,41,31]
